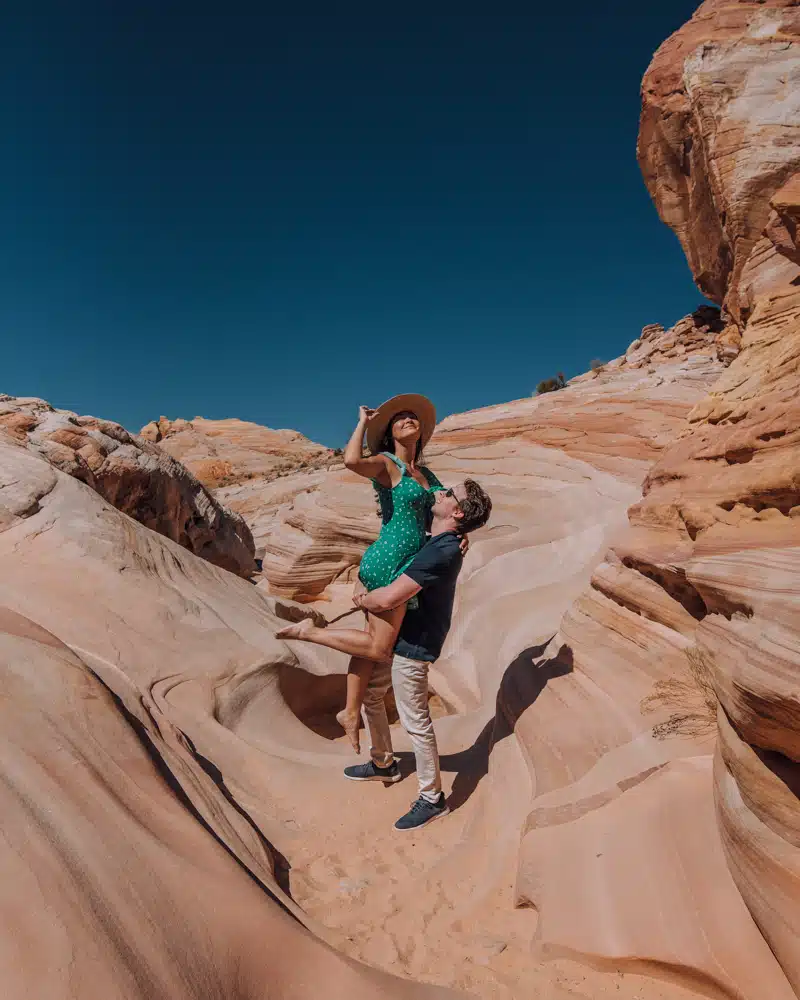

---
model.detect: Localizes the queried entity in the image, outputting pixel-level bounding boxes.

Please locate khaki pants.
[362,653,442,804]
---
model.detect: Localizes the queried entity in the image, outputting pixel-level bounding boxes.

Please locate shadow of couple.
[393,636,573,812]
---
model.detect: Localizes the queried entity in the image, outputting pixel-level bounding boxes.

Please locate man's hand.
[459,533,470,556]
[353,590,383,614]
[353,574,422,614]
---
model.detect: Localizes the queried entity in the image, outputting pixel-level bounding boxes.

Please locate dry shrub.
[641,646,718,739]
[535,372,566,394]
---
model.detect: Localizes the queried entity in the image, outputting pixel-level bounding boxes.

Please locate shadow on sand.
[396,637,573,812]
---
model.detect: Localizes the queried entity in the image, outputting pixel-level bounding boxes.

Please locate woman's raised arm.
[343,406,391,481]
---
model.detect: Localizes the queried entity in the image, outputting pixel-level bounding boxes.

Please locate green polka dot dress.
[358,452,444,594]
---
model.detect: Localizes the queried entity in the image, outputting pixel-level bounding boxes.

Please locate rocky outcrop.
[0,395,255,577]
[620,306,736,367]
[766,175,800,267]
[629,1,800,991]
[215,468,335,561]
[140,415,334,488]
[638,0,800,322]
[0,436,457,1000]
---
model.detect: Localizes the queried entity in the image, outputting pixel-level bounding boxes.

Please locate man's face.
[434,482,466,522]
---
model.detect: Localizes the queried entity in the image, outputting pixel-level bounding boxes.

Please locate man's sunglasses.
[444,487,464,510]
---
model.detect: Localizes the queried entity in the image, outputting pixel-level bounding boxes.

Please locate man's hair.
[457,479,492,534]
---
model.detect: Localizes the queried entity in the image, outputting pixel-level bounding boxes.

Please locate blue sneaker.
[344,760,401,783]
[394,793,449,831]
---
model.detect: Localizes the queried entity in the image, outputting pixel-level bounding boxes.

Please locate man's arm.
[355,574,421,614]
[354,537,462,614]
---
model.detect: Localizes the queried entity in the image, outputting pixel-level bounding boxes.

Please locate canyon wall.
[253,314,796,998]
[2,3,798,997]
[0,432,457,1000]
[636,1,800,990]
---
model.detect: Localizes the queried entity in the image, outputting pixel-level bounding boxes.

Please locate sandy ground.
[284,718,703,1000]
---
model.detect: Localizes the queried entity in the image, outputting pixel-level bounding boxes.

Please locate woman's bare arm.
[343,406,393,482]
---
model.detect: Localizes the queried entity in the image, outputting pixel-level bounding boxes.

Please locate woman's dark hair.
[379,413,423,463]
[457,479,492,534]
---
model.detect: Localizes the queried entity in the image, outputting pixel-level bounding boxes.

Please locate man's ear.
[453,508,464,522]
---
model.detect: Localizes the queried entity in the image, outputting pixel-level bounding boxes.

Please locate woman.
[276,393,445,752]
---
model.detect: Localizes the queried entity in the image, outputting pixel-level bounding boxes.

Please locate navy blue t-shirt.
[394,531,463,663]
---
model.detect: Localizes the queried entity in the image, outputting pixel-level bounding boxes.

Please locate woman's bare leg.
[277,604,407,752]
[336,656,374,753]
[275,603,406,662]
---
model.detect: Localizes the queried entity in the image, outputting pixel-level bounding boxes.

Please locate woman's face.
[391,410,421,446]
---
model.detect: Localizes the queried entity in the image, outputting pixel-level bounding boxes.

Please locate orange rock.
[638,0,800,321]
[634,3,800,990]
[140,414,334,488]
[766,175,800,267]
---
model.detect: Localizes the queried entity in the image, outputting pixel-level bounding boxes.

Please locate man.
[344,478,492,831]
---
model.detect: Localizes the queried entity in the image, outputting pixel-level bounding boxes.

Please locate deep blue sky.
[3,4,706,447]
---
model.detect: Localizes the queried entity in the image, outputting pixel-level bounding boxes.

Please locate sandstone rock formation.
[0,395,255,577]
[6,304,776,999]
[214,467,335,562]
[619,305,734,367]
[638,0,800,322]
[251,315,795,997]
[766,175,800,267]
[0,434,458,1000]
[631,1,800,991]
[4,3,798,998]
[140,415,334,488]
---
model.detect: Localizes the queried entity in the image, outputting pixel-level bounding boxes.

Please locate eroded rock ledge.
[0,395,255,577]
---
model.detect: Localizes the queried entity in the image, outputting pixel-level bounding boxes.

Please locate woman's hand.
[344,408,391,481]
[459,534,470,556]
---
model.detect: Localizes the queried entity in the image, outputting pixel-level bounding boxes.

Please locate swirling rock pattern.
[0,437,458,1000]
[250,317,791,996]
[3,4,799,996]
[638,0,800,320]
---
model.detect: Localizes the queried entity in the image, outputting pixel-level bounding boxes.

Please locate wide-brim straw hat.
[366,393,437,455]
